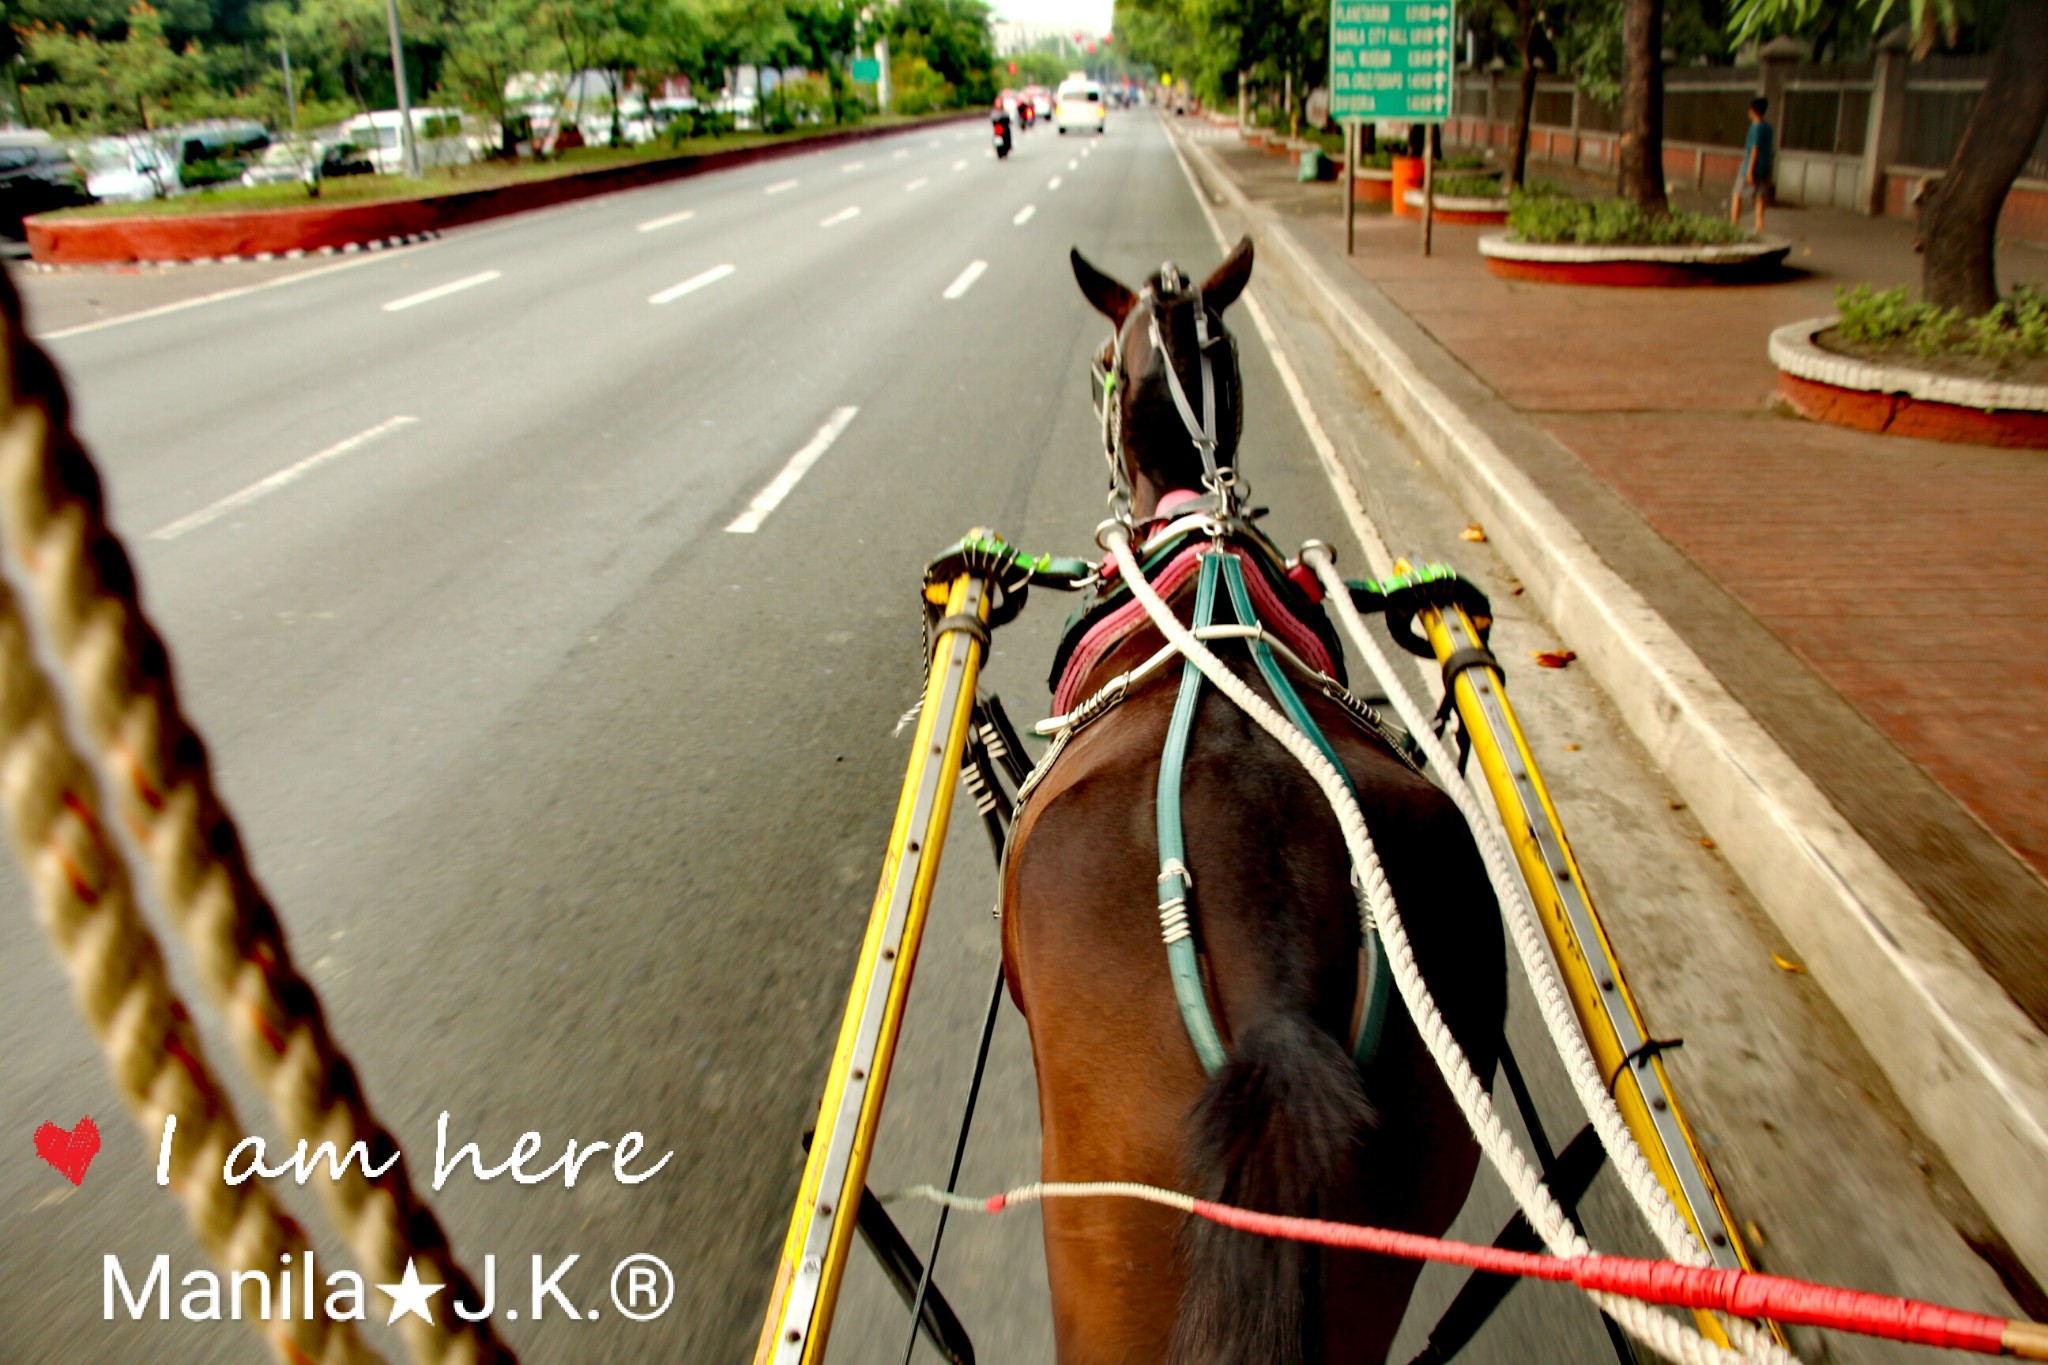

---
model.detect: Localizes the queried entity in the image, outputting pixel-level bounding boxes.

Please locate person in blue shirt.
[1731,97,1774,232]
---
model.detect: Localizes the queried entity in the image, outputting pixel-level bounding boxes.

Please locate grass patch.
[1830,282,2048,369]
[1357,147,1488,171]
[1507,189,1753,246]
[1434,175,1508,199]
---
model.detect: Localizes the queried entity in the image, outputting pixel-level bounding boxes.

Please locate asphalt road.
[0,111,2025,1365]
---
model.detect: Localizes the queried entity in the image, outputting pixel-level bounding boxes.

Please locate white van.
[337,108,474,173]
[78,135,183,202]
[1054,79,1107,135]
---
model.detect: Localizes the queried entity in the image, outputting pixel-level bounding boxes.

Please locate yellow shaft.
[754,573,990,1365]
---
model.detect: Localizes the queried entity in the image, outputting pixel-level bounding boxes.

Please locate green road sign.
[1329,0,1455,123]
[852,57,881,82]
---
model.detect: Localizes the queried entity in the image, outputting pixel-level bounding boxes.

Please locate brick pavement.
[1185,124,2048,1028]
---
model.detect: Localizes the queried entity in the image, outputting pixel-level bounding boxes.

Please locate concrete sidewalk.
[1171,116,2048,1294]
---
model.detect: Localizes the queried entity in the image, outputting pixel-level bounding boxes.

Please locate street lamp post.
[383,0,420,178]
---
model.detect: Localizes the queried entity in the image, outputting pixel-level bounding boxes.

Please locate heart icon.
[34,1117,100,1186]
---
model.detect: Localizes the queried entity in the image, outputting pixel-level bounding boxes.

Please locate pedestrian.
[1731,96,1774,233]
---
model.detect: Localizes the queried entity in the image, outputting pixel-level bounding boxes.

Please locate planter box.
[1770,317,2048,448]
[1352,167,1395,202]
[1477,233,1793,286]
[1402,188,1509,225]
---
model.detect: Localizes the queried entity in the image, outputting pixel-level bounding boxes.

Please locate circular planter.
[1769,317,2048,449]
[1352,167,1394,202]
[1264,136,1293,159]
[1244,129,1268,148]
[1402,188,1509,225]
[1478,233,1793,286]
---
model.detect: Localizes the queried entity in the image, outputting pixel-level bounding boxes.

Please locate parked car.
[0,130,93,236]
[336,108,475,174]
[78,135,183,203]
[164,119,269,186]
[1054,78,1107,135]
[239,138,318,187]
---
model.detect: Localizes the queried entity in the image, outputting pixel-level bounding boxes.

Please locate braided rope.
[0,576,383,1365]
[1101,527,1782,1365]
[0,282,511,1365]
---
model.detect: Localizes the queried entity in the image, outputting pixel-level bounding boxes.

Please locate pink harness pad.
[1052,541,1340,715]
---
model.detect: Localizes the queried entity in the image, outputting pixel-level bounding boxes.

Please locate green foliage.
[877,0,993,105]
[1007,49,1069,88]
[1833,283,2048,364]
[21,4,210,131]
[661,105,736,141]
[758,72,832,131]
[887,54,954,115]
[1437,174,1507,197]
[1729,0,1960,52]
[1507,188,1754,245]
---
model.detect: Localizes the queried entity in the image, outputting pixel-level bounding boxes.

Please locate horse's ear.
[1071,248,1137,327]
[1201,235,1255,313]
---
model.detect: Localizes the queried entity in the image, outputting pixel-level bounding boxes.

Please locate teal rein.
[1155,550,1391,1077]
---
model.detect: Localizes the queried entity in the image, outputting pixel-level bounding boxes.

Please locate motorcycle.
[992,112,1012,159]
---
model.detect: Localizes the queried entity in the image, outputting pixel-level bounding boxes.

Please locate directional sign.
[1329,0,1455,123]
[852,57,881,83]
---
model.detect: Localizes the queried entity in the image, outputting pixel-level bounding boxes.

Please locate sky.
[989,0,1116,37]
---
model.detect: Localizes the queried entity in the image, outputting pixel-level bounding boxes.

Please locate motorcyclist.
[991,95,1013,157]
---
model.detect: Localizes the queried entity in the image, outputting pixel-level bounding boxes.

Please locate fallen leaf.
[1531,649,1577,668]
[1770,952,1806,974]
[1511,585,1525,596]
[1562,743,1580,751]
[1700,836,1716,849]
[1459,523,1488,542]
[1746,1219,1767,1247]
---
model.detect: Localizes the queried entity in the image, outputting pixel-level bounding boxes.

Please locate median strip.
[942,260,988,300]
[649,263,736,305]
[637,208,697,232]
[382,270,502,312]
[725,406,860,533]
[151,416,419,541]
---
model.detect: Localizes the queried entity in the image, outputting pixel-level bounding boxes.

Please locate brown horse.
[998,237,1508,1365]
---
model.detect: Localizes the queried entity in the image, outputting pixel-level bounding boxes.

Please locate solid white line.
[150,416,418,541]
[382,270,501,312]
[637,208,697,232]
[1013,204,1036,225]
[1048,176,1062,190]
[38,252,400,341]
[820,206,861,227]
[952,159,968,170]
[725,406,860,533]
[765,178,799,194]
[649,263,736,304]
[842,160,866,172]
[942,260,988,300]
[905,177,929,191]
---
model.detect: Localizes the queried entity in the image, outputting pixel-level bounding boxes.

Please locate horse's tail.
[1167,1010,1373,1365]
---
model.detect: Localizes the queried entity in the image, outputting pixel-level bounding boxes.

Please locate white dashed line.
[765,178,799,194]
[1048,176,1062,190]
[953,159,968,170]
[820,206,861,227]
[1013,204,1036,225]
[942,260,988,299]
[892,149,909,158]
[637,208,696,232]
[1067,158,1078,169]
[905,177,929,191]
[928,138,942,147]
[842,160,866,172]
[649,262,736,304]
[726,406,860,533]
[151,416,418,540]
[382,270,501,311]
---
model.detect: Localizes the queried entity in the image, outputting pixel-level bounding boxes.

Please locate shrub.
[1833,282,2048,365]
[662,107,735,143]
[889,55,954,115]
[1435,174,1506,198]
[760,75,833,133]
[1507,190,1752,246]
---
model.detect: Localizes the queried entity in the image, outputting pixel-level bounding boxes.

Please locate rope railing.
[0,266,513,1365]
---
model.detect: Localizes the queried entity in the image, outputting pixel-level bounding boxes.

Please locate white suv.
[1054,80,1107,135]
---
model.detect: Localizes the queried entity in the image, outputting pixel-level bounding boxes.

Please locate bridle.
[1091,264,1244,527]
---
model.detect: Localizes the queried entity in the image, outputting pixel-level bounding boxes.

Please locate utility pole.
[876,35,891,112]
[383,0,420,177]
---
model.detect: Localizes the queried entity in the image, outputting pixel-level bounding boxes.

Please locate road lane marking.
[953,159,968,170]
[649,262,736,304]
[942,260,988,300]
[1068,158,1078,169]
[1048,175,1062,190]
[637,208,697,232]
[842,160,865,171]
[1013,204,1036,225]
[37,252,396,340]
[150,416,418,541]
[905,177,929,191]
[892,149,909,158]
[381,270,501,312]
[725,406,860,533]
[928,138,942,147]
[765,178,799,194]
[820,206,861,227]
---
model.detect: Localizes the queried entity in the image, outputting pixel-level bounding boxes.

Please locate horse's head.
[1071,236,1254,522]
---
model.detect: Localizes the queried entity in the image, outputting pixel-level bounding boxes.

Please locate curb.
[1178,125,2048,1285]
[27,113,978,266]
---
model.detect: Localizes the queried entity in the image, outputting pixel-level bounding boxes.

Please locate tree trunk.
[1617,0,1667,213]
[1919,0,2048,314]
[1508,0,1537,188]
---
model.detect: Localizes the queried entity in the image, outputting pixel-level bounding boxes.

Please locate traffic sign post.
[1329,0,1455,255]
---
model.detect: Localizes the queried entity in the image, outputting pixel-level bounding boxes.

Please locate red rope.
[1176,1199,2008,1355]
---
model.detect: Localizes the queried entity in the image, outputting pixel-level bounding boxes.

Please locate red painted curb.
[1352,176,1392,203]
[1485,255,1758,287]
[1777,370,2048,449]
[28,113,978,266]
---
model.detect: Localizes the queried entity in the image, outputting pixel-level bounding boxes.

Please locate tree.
[1731,0,2048,313]
[1616,0,1668,212]
[21,3,209,129]
[876,0,994,105]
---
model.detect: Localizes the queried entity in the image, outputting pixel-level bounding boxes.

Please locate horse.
[997,236,1509,1365]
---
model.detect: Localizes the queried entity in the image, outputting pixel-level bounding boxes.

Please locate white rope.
[1100,525,1786,1365]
